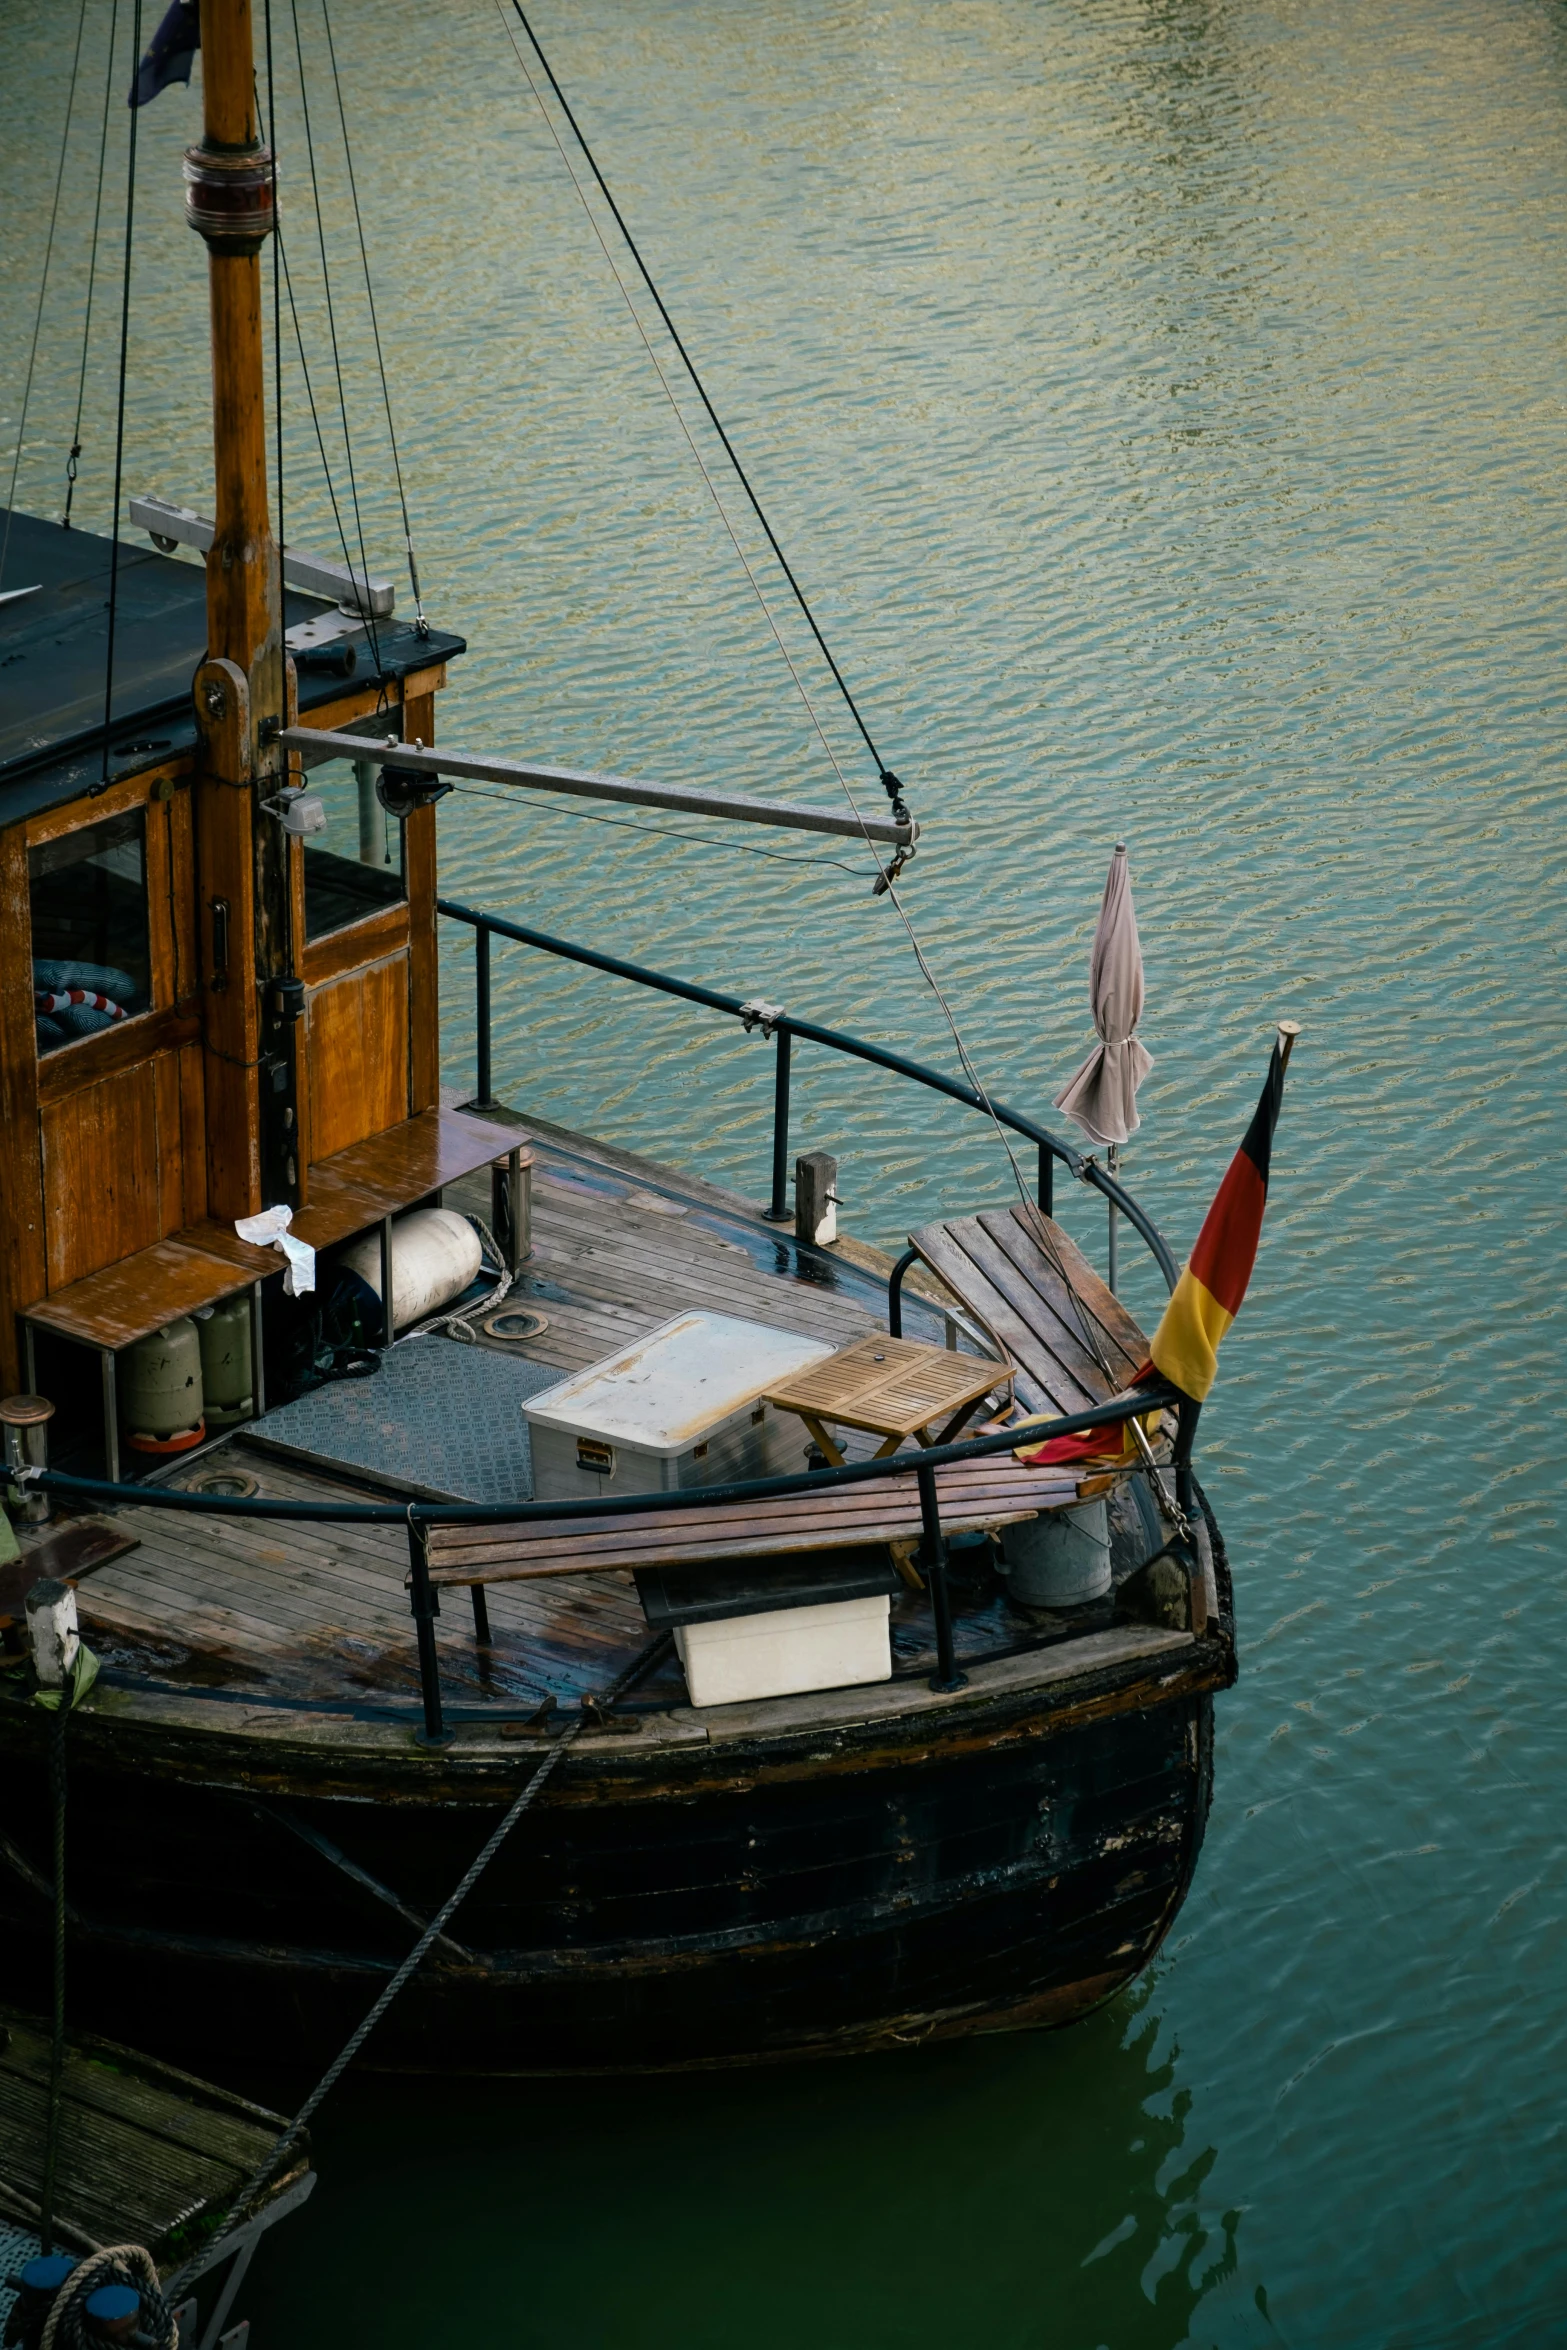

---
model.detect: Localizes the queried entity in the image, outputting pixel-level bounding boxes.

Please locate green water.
[4,0,1566,2338]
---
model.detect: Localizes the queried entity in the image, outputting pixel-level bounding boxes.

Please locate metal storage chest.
[523,1312,835,1501]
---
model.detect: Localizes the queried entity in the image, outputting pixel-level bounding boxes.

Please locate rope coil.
[38,2246,175,2350]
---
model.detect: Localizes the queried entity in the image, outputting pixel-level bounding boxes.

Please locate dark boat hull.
[0,1638,1220,2074]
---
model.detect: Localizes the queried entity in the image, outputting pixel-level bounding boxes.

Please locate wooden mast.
[186,0,300,1218]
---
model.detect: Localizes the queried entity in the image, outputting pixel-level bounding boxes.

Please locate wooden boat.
[0,0,1235,2077]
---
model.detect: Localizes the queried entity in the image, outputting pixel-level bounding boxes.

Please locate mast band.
[183,145,275,255]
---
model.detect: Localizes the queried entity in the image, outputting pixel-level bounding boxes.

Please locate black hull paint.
[0,1663,1217,2074]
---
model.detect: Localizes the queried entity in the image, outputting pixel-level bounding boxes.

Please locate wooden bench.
[905,1202,1150,1418]
[426,1453,1089,1589]
[19,1105,525,1478]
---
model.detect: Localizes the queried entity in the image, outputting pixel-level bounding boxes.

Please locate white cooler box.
[523,1311,834,1501]
[637,1547,899,1709]
[677,1597,891,1708]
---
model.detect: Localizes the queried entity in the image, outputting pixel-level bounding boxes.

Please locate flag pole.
[1107,1141,1120,1294]
[1276,1019,1302,1075]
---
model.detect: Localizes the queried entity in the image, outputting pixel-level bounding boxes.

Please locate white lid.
[523,1312,834,1453]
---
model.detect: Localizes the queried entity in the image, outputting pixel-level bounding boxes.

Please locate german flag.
[1013,1032,1293,1467]
[1147,1034,1291,1403]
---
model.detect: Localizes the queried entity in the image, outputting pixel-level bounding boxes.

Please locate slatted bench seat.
[905,1202,1150,1417]
[20,1105,524,1478]
[426,1454,1089,1588]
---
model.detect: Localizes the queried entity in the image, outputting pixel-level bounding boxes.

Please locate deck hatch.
[243,1331,561,1502]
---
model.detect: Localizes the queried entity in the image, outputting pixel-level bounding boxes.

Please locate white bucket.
[999,1496,1112,1607]
[338,1209,483,1336]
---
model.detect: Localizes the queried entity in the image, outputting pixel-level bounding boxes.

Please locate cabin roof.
[0,505,465,829]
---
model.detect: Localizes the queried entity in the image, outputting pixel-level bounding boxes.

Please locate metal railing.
[437,899,1179,1292]
[3,909,1204,1746]
[6,1380,1203,1743]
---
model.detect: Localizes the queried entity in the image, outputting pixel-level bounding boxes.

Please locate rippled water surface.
[5,0,1566,2339]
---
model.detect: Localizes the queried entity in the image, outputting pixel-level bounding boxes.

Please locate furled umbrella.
[1053,842,1153,1287]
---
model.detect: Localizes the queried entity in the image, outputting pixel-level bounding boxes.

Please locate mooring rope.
[167,1628,672,2277]
[38,2244,175,2350]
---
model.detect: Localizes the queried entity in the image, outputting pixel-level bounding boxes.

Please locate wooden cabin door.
[296,689,439,1172]
[5,772,206,1309]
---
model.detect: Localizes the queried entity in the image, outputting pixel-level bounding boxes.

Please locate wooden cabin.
[0,500,522,1475]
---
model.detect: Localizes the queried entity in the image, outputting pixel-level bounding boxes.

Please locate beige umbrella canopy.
[1053,841,1153,1148]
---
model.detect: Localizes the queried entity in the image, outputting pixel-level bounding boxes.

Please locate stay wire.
[64,0,120,531]
[506,0,902,805]
[494,15,878,867]
[0,0,92,589]
[493,9,1098,1351]
[275,222,360,622]
[263,1,283,575]
[288,0,385,687]
[99,0,144,792]
[316,0,428,636]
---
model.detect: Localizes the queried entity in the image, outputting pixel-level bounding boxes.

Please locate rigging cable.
[317,0,429,637]
[288,0,385,687]
[505,0,910,833]
[0,0,92,589]
[63,0,121,531]
[496,17,1119,1382]
[262,5,283,583]
[275,224,370,642]
[99,0,145,793]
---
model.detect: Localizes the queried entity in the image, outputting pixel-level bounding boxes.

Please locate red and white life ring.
[34,988,128,1021]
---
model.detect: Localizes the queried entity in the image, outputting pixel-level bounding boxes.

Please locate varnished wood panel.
[306,955,409,1162]
[154,1053,184,1239]
[287,1106,521,1250]
[23,767,167,848]
[0,827,46,1387]
[299,902,409,990]
[41,1061,163,1290]
[34,1006,201,1105]
[178,1041,209,1230]
[168,787,198,1003]
[399,662,448,706]
[403,686,439,1116]
[24,1235,272,1350]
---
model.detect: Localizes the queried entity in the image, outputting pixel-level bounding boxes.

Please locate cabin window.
[29,810,153,1054]
[302,759,407,942]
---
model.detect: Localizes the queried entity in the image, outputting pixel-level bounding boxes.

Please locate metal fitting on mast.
[183,143,276,255]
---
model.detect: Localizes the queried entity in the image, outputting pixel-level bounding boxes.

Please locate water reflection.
[244,1986,1243,2350]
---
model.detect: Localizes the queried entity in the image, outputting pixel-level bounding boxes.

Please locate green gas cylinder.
[196,1297,255,1426]
[123,1318,205,1454]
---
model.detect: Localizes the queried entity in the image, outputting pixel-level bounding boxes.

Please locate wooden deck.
[20,1107,1144,1718]
[0,2004,299,2266]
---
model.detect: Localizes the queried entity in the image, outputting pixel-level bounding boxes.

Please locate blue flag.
[129,0,200,106]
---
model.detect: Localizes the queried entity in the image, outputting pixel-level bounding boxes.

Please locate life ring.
[34,988,127,1021]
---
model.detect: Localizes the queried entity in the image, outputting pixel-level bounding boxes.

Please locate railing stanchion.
[1037,1143,1053,1220]
[1172,1397,1206,1635]
[406,1518,452,1747]
[917,1461,966,1694]
[765,1025,792,1223]
[888,1246,918,1338]
[475,923,494,1108]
